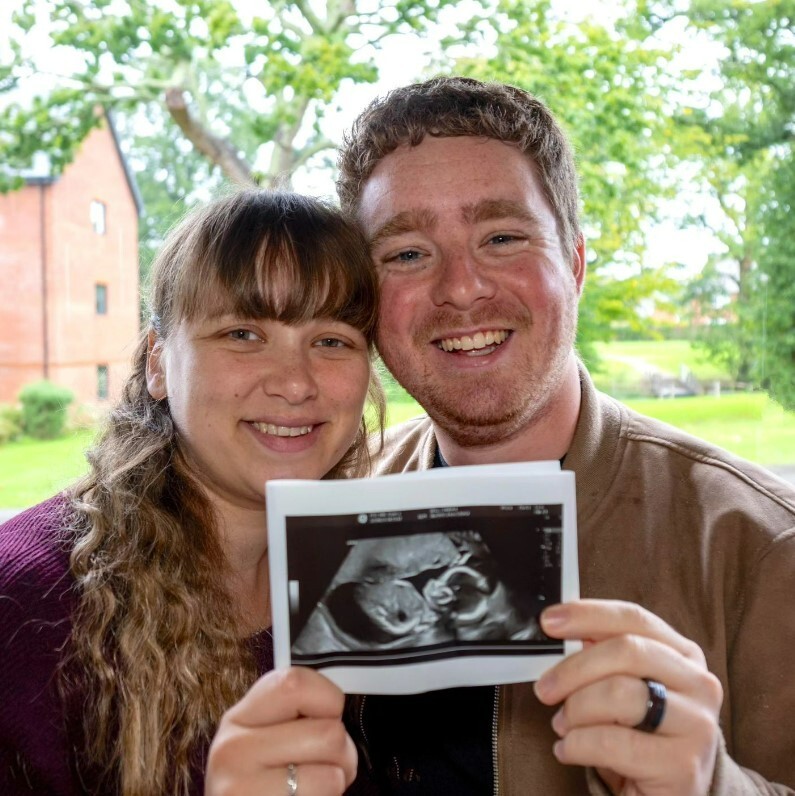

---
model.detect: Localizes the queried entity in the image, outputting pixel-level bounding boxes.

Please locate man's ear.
[146,331,167,400]
[572,233,587,296]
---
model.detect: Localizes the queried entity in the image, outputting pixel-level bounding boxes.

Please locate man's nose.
[429,249,497,309]
[261,352,319,404]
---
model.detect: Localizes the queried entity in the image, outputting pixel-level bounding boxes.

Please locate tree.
[1,0,486,306]
[658,0,795,406]
[0,0,480,193]
[452,0,683,362]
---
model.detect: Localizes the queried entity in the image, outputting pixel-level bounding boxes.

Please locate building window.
[97,365,109,399]
[90,200,106,235]
[95,283,108,314]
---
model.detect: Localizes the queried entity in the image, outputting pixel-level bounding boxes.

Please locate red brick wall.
[0,186,47,396]
[0,121,140,407]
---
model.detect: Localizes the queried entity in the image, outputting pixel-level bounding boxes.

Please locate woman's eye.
[228,329,260,341]
[316,337,347,348]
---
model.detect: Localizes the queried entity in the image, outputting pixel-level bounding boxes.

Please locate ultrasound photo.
[285,504,564,667]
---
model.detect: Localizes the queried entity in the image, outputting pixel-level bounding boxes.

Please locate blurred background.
[1,0,793,513]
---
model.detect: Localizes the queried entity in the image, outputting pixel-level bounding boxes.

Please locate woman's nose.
[261,353,319,404]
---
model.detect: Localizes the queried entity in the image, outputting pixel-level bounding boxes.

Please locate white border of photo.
[266,462,580,695]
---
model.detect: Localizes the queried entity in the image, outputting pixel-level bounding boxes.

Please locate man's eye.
[391,249,423,262]
[489,234,518,245]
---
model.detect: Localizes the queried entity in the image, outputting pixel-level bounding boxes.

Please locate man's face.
[357,136,585,448]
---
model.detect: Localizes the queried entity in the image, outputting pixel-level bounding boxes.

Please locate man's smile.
[435,329,511,354]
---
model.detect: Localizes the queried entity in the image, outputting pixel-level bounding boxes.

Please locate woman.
[0,190,381,795]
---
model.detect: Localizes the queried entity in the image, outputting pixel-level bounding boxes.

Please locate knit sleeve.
[0,497,81,795]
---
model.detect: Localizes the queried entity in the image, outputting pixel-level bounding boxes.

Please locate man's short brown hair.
[337,76,581,258]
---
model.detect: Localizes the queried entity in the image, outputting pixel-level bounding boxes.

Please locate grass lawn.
[0,429,96,509]
[593,340,725,377]
[624,393,795,465]
[590,340,729,397]
[384,391,795,466]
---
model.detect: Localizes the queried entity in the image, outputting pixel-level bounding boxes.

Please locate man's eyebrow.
[368,208,437,248]
[462,199,545,227]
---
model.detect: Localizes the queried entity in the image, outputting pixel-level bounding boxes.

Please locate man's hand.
[205,667,357,796]
[534,599,723,796]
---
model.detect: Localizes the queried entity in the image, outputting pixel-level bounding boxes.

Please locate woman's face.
[146,313,371,512]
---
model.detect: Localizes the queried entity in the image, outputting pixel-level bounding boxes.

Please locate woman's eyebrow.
[369,208,437,247]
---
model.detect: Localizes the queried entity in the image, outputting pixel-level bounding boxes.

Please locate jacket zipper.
[492,685,501,796]
[359,694,369,749]
[359,694,405,782]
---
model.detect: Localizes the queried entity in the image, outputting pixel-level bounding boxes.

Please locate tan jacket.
[367,368,795,795]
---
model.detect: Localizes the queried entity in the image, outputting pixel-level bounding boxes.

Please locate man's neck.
[434,355,582,467]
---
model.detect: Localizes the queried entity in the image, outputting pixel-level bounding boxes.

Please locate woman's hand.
[205,667,357,796]
[534,600,723,796]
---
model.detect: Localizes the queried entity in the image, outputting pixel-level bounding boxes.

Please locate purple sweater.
[0,496,274,795]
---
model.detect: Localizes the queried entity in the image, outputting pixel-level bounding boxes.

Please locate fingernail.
[541,605,568,630]
[553,740,564,760]
[551,708,566,736]
[533,672,556,701]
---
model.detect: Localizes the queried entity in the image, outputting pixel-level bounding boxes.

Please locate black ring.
[634,679,667,733]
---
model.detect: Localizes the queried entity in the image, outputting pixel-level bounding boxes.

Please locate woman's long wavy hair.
[60,190,384,795]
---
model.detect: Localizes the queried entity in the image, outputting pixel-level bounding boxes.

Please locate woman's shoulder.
[0,494,75,613]
[0,492,75,676]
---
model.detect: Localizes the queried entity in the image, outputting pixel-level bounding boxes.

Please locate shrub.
[0,404,23,445]
[19,381,75,440]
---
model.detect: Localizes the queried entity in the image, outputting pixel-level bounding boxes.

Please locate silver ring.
[634,678,667,733]
[287,762,298,796]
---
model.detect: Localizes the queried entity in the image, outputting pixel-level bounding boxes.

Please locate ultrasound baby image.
[291,530,545,656]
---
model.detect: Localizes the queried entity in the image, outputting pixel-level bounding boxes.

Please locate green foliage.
[452,0,682,359]
[18,381,75,440]
[752,160,795,409]
[659,0,795,406]
[1,0,482,190]
[0,405,24,445]
[1,0,485,300]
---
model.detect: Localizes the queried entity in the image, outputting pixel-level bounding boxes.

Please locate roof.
[13,109,144,217]
[3,151,55,185]
[103,109,144,218]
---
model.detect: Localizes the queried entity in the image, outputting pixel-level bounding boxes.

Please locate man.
[335,77,795,795]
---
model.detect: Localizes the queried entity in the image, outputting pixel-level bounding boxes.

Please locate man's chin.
[423,402,527,449]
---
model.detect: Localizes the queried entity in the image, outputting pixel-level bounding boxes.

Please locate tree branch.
[293,0,324,33]
[165,88,256,186]
[291,135,336,168]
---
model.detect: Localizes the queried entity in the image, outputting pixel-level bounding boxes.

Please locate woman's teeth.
[252,423,313,437]
[438,330,509,352]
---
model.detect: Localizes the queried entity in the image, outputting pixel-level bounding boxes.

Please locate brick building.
[0,114,141,406]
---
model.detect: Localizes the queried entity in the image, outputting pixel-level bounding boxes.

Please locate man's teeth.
[252,423,313,437]
[438,330,509,352]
